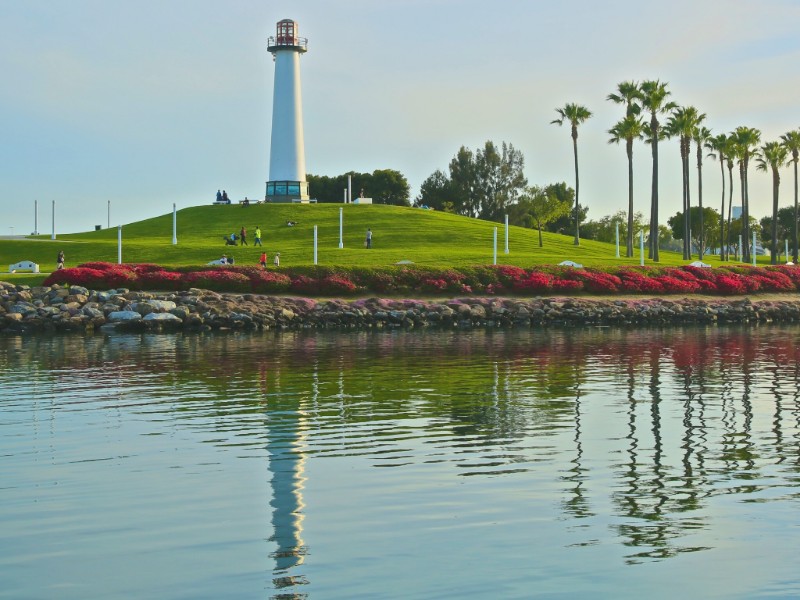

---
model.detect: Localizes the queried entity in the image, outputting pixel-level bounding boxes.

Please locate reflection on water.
[2,327,800,599]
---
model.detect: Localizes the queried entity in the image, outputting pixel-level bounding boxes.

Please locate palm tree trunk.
[572,132,580,246]
[741,161,750,263]
[682,142,690,260]
[650,118,659,262]
[697,147,704,260]
[794,159,798,263]
[626,139,634,257]
[772,169,779,265]
[719,159,726,261]
[726,165,734,261]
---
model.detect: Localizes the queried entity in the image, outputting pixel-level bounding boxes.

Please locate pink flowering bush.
[40,262,800,298]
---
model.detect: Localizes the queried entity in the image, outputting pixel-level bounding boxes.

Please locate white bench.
[9,260,40,273]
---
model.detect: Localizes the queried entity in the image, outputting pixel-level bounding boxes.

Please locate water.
[2,327,800,599]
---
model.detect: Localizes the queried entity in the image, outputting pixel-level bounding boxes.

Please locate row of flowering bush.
[42,262,800,297]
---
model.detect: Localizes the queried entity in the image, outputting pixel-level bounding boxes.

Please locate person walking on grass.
[240,226,247,246]
[56,250,65,270]
[254,226,262,246]
[365,228,372,249]
[259,251,267,269]
[274,252,280,267]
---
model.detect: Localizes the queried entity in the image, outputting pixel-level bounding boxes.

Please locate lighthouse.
[266,19,310,203]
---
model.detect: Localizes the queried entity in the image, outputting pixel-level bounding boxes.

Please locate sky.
[2,0,800,234]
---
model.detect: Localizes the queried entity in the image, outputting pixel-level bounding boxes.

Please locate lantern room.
[267,19,308,53]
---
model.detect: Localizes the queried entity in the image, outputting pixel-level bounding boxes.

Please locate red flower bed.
[40,262,800,298]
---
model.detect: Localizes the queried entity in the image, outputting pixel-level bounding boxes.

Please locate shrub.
[184,270,250,293]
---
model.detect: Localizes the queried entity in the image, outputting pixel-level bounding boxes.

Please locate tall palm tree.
[551,103,593,245]
[731,126,762,262]
[639,80,676,262]
[693,124,712,258]
[780,129,800,262]
[609,114,646,257]
[706,133,731,260]
[756,141,789,264]
[665,106,704,259]
[607,81,642,117]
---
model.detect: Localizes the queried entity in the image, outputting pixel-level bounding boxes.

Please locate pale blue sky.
[2,0,799,234]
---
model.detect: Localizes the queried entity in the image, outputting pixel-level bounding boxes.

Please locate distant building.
[732,206,743,219]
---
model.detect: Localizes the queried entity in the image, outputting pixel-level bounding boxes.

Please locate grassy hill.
[1,203,722,283]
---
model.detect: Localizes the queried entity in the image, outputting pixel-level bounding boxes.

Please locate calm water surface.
[2,327,800,599]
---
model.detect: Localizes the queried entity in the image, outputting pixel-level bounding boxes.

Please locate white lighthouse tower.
[266,19,309,203]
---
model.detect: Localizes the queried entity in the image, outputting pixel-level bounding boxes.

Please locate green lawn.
[1,203,744,285]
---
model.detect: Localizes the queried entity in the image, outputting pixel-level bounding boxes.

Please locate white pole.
[107,200,111,229]
[504,215,509,254]
[34,200,38,235]
[493,227,497,265]
[117,225,122,264]
[343,188,347,204]
[51,200,56,240]
[347,175,352,204]
[639,230,644,266]
[172,203,177,245]
[752,230,757,266]
[785,239,789,262]
[338,207,343,249]
[615,222,620,258]
[313,225,318,265]
[739,235,743,262]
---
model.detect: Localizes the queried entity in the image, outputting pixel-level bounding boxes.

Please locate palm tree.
[609,114,646,257]
[693,125,712,258]
[551,103,593,245]
[780,129,800,262]
[731,126,762,262]
[607,81,642,117]
[706,133,732,260]
[639,80,676,262]
[665,106,704,259]
[756,141,789,264]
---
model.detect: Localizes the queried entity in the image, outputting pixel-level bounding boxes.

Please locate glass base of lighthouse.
[265,180,310,203]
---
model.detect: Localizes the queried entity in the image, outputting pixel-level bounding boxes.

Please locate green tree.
[541,183,586,235]
[551,103,593,245]
[667,206,721,257]
[608,113,646,257]
[510,186,571,247]
[756,141,789,264]
[759,206,795,261]
[427,141,527,220]
[780,129,800,262]
[582,210,647,245]
[639,80,676,262]
[369,169,411,206]
[308,169,410,205]
[731,126,762,262]
[416,169,455,212]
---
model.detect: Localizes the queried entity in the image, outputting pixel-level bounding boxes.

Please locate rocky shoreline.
[2,281,800,334]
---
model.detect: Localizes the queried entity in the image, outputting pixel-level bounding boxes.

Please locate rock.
[107,310,142,322]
